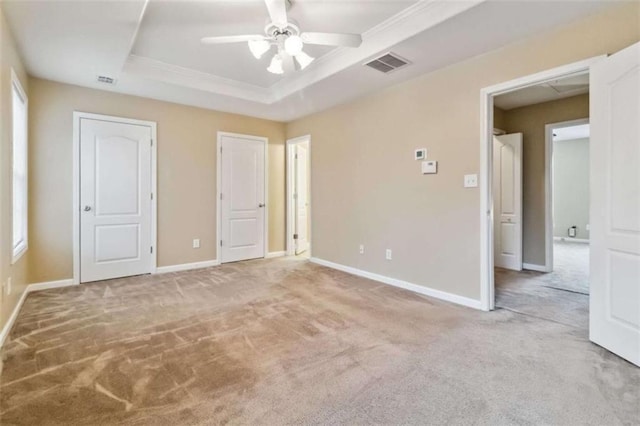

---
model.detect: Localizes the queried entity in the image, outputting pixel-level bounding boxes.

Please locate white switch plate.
[414,148,427,160]
[464,174,478,188]
[359,244,364,255]
[421,161,437,174]
[193,239,200,249]
[385,249,392,260]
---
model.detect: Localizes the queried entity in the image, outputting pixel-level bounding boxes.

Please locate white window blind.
[12,70,28,262]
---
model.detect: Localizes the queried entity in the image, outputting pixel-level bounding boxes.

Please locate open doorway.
[286,135,311,258]
[491,75,590,327]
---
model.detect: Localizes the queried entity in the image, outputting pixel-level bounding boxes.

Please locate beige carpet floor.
[1,257,638,425]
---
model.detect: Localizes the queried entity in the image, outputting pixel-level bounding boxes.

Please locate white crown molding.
[122,0,486,106]
[124,55,273,104]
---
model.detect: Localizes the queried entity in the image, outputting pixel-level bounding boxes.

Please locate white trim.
[554,236,589,244]
[545,117,590,273]
[72,112,158,285]
[0,280,77,348]
[155,259,219,274]
[522,263,548,272]
[265,251,286,258]
[216,132,269,263]
[310,257,482,310]
[479,55,605,311]
[286,135,312,257]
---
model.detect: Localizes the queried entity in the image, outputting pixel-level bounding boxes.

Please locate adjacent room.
[492,75,591,328]
[1,0,639,424]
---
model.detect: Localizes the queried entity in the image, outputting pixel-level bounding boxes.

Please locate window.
[11,70,28,263]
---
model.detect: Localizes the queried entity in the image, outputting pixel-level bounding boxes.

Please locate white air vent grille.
[365,52,410,74]
[97,75,116,85]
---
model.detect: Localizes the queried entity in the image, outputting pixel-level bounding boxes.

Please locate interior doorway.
[217,132,268,263]
[286,135,311,257]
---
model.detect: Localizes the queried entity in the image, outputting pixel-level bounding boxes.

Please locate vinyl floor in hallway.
[1,257,638,425]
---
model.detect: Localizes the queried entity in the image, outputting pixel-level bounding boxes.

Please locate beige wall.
[553,137,590,240]
[287,3,639,300]
[27,78,286,284]
[501,94,589,265]
[0,8,29,333]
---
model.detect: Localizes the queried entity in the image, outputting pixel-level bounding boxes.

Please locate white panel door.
[493,133,523,271]
[295,143,309,255]
[220,134,266,263]
[590,42,640,366]
[80,119,152,282]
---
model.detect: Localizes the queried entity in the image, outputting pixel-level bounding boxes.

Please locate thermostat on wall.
[422,160,437,174]
[414,148,427,160]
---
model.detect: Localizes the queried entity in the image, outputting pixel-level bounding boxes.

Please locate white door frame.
[479,56,604,311]
[286,135,312,256]
[216,131,269,262]
[544,117,590,272]
[72,112,158,285]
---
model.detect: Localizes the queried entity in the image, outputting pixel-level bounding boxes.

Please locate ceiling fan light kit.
[201,0,362,74]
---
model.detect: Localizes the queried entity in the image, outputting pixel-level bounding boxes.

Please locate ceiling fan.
[200,0,363,74]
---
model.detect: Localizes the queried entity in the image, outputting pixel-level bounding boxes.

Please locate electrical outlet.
[359,244,364,255]
[193,239,200,249]
[385,249,392,260]
[464,174,478,188]
[7,277,12,295]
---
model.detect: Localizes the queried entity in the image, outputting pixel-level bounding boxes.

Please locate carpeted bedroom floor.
[1,256,638,425]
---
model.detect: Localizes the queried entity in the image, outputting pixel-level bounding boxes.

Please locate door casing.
[216,131,269,262]
[479,55,604,311]
[73,112,157,285]
[286,135,312,256]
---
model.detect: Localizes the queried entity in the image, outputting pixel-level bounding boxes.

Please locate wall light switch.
[464,174,478,188]
[414,148,427,160]
[385,249,392,260]
[193,239,200,249]
[421,161,437,174]
[359,244,365,255]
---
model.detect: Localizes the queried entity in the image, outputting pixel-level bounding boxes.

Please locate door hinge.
[220,193,223,200]
[295,153,298,160]
[220,147,223,154]
[220,240,223,247]
[293,234,298,240]
[151,139,153,146]
[150,246,153,254]
[151,192,154,200]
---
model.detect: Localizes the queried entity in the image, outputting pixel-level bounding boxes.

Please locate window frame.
[11,68,28,264]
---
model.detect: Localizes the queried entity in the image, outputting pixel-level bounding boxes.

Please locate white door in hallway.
[493,133,523,271]
[220,133,266,263]
[590,42,640,367]
[294,143,309,255]
[80,118,153,283]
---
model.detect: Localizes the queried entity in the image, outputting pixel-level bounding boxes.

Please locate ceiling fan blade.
[300,32,362,48]
[265,0,288,28]
[282,53,295,73]
[201,35,267,44]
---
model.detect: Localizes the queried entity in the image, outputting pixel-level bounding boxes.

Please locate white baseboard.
[522,263,550,272]
[310,257,482,310]
[265,251,286,259]
[1,279,77,348]
[155,259,219,274]
[554,236,589,244]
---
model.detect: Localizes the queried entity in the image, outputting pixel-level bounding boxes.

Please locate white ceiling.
[554,124,590,141]
[494,73,590,110]
[2,0,614,122]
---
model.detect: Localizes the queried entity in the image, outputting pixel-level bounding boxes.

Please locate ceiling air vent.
[97,75,116,85]
[364,52,410,74]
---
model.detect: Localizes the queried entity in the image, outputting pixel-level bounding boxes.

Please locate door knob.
[258,203,265,208]
[84,206,92,212]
